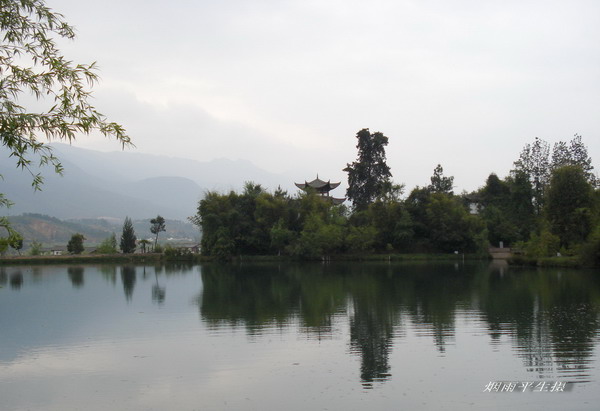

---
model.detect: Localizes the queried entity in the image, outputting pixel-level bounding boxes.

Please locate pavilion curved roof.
[295,177,341,190]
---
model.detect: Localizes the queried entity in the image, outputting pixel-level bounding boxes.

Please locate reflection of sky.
[0,265,203,363]
[0,265,599,410]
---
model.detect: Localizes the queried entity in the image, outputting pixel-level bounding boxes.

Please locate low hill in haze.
[1,144,309,220]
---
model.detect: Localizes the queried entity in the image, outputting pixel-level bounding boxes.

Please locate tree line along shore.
[189,130,600,267]
[2,130,599,268]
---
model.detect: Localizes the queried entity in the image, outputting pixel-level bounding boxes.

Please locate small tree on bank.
[29,241,42,256]
[97,233,117,254]
[150,215,166,249]
[67,233,85,254]
[139,239,151,254]
[120,217,137,254]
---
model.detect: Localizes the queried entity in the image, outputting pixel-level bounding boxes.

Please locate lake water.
[1,261,599,410]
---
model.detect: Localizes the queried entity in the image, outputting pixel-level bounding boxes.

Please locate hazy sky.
[48,0,600,193]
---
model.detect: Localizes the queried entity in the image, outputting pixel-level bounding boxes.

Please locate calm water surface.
[1,262,599,410]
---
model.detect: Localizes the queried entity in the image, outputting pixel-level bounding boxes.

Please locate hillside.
[8,214,199,247]
[1,144,309,220]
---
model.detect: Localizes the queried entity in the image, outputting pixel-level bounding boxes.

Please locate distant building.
[40,246,68,256]
[295,176,345,205]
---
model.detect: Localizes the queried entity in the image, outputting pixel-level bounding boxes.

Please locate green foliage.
[524,229,561,258]
[296,214,344,258]
[11,236,23,255]
[189,132,597,263]
[513,137,550,213]
[0,0,130,190]
[270,219,294,255]
[192,183,349,259]
[580,224,600,267]
[505,170,536,240]
[29,240,42,256]
[344,128,392,211]
[362,199,413,251]
[480,205,518,246]
[513,135,596,217]
[550,134,597,187]
[163,245,193,260]
[545,165,594,247]
[150,215,166,248]
[476,172,537,247]
[0,215,22,254]
[345,225,377,254]
[97,233,117,254]
[481,174,510,207]
[1,0,130,251]
[425,193,484,253]
[67,233,85,254]
[138,239,151,254]
[405,186,432,244]
[120,217,136,254]
[428,164,454,195]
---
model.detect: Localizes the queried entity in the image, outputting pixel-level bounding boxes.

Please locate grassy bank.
[0,253,164,265]
[1,252,488,265]
[195,253,488,263]
[508,255,583,268]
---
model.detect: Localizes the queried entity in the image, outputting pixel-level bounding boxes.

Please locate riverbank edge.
[0,252,487,265]
[0,253,164,265]
[507,255,585,268]
[3,253,590,267]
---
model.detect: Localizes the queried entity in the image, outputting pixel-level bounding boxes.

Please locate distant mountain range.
[1,143,309,221]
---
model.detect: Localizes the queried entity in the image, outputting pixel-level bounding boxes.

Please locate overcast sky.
[48,0,600,193]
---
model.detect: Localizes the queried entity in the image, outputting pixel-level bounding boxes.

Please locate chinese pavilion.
[295,175,346,205]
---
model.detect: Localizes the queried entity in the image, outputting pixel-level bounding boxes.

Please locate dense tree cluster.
[192,177,488,260]
[192,132,600,265]
[478,134,599,262]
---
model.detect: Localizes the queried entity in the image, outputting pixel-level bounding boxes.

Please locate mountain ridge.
[2,143,310,220]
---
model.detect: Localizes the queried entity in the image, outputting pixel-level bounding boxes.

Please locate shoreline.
[0,252,590,268]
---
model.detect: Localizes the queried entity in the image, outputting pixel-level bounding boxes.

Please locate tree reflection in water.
[121,266,136,301]
[197,262,600,387]
[152,267,166,305]
[10,272,23,289]
[1,262,598,388]
[68,266,85,288]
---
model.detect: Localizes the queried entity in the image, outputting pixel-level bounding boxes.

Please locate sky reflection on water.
[0,262,599,410]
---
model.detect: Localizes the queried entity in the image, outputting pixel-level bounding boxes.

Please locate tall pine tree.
[344,128,392,211]
[120,217,137,254]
